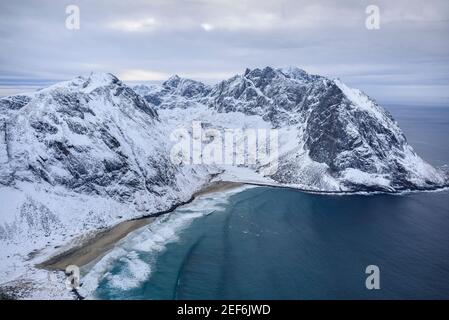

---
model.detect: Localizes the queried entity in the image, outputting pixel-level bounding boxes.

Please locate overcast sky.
[1,0,448,105]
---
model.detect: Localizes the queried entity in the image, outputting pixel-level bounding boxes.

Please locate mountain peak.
[244,66,276,79]
[240,66,315,84]
[161,75,210,98]
[77,72,121,92]
[85,72,120,86]
[279,66,309,79]
[163,75,182,88]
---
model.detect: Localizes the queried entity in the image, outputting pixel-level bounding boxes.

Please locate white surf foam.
[105,251,152,291]
[80,185,255,298]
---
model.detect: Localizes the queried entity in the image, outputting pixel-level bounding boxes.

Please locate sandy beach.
[38,180,243,271]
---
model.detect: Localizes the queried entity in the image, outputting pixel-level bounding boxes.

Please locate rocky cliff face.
[1,73,163,197]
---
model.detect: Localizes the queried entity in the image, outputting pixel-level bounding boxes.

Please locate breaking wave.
[79,185,253,298]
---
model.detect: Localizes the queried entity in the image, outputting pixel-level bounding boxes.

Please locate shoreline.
[37,180,243,271]
[35,179,449,271]
[243,181,449,196]
[6,177,448,300]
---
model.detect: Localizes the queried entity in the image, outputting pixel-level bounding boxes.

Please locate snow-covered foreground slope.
[0,67,447,298]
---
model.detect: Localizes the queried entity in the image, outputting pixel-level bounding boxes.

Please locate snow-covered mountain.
[136,66,447,192]
[0,73,214,282]
[0,67,447,296]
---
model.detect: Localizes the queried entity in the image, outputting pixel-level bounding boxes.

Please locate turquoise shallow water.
[92,106,449,299]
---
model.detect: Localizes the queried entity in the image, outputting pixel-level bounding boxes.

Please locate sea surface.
[91,105,449,299]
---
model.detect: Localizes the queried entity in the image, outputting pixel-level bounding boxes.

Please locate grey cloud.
[0,0,448,105]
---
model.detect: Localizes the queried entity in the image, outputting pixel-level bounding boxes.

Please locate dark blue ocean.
[91,105,449,299]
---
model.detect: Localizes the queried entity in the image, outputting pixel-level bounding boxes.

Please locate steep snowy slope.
[0,73,214,283]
